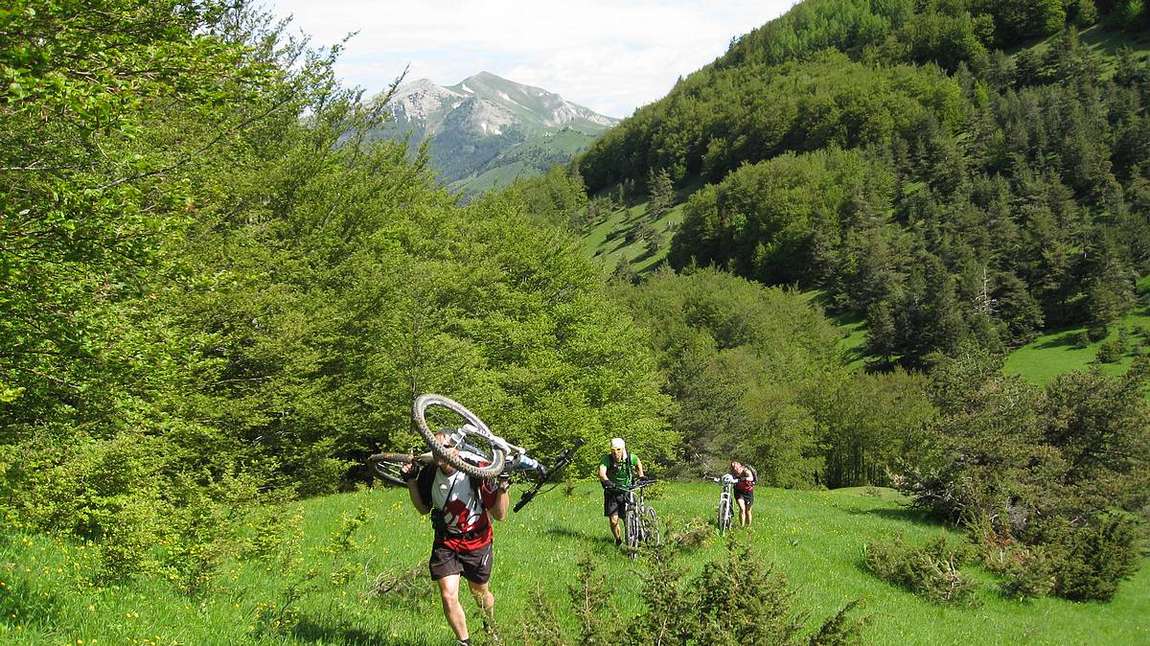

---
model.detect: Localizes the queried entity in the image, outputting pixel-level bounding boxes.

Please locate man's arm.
[484,481,510,521]
[598,463,610,484]
[636,456,645,479]
[403,465,430,515]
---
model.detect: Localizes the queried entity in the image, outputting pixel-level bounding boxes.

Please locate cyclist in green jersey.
[598,437,644,547]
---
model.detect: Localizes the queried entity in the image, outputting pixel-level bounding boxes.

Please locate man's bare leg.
[468,580,498,640]
[437,574,469,641]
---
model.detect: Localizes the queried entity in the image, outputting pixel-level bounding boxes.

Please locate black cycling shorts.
[734,489,754,508]
[429,541,493,584]
[603,488,629,517]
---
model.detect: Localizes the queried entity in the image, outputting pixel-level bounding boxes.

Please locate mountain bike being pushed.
[598,437,646,549]
[710,473,737,534]
[618,477,659,557]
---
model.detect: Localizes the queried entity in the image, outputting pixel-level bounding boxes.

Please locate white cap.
[610,437,625,450]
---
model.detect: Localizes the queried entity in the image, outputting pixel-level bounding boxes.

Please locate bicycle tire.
[413,394,505,479]
[720,507,732,533]
[641,506,660,546]
[368,452,415,486]
[718,495,732,533]
[624,501,641,553]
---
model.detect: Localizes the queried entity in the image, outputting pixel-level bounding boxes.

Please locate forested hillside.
[578,0,1150,368]
[1,0,673,574]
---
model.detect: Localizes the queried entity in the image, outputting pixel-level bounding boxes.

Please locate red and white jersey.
[431,469,496,551]
[735,468,755,494]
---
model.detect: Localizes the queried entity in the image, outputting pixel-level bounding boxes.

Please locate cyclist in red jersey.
[729,461,756,527]
[402,431,509,646]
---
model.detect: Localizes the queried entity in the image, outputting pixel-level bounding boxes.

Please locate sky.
[259,0,800,118]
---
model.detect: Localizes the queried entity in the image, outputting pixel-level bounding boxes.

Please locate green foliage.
[646,167,675,221]
[567,555,617,643]
[576,0,1150,369]
[1095,336,1125,362]
[999,546,1056,600]
[903,351,1150,600]
[812,368,936,488]
[614,269,843,486]
[1047,512,1141,601]
[0,0,675,590]
[864,534,978,604]
[523,536,867,645]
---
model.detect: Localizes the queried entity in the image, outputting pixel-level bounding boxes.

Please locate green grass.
[2,483,1146,645]
[1005,281,1150,385]
[583,179,706,276]
[583,201,684,275]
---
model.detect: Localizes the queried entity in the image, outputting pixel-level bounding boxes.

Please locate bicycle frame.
[620,479,658,555]
[714,476,734,533]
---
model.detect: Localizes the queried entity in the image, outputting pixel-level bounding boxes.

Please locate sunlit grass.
[2,483,1146,644]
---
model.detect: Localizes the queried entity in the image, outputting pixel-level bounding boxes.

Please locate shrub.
[1048,513,1141,601]
[1087,324,1109,342]
[1095,337,1124,363]
[518,537,867,644]
[864,534,978,604]
[1000,546,1055,600]
[1070,330,1091,349]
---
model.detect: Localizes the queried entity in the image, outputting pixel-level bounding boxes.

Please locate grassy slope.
[2,483,1147,645]
[582,179,706,276]
[450,129,597,197]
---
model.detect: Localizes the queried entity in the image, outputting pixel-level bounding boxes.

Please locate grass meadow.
[2,482,1146,645]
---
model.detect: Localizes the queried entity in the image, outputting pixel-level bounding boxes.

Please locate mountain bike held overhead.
[373,393,583,646]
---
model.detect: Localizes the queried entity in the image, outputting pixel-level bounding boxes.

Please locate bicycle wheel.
[624,502,641,555]
[641,506,660,546]
[413,394,505,479]
[368,452,415,486]
[718,496,732,533]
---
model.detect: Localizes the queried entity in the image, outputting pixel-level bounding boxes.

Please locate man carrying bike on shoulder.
[402,430,509,646]
[729,460,756,527]
[598,437,644,547]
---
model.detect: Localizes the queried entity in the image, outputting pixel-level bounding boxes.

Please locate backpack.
[607,451,637,482]
[416,465,483,512]
[416,466,486,541]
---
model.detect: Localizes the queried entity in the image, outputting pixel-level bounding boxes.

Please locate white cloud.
[260,0,799,117]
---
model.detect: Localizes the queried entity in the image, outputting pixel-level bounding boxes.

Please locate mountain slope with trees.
[577,0,1150,369]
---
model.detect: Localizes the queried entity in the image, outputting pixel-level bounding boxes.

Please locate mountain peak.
[372,73,618,193]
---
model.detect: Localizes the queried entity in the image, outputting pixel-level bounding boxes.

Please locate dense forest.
[1,0,675,579]
[579,0,1150,368]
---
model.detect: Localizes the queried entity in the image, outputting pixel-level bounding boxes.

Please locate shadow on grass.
[844,505,941,528]
[544,526,617,547]
[1035,331,1086,350]
[293,615,425,646]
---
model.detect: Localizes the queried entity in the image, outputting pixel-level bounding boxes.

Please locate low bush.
[1047,513,1141,602]
[519,536,867,644]
[864,534,977,605]
[1000,545,1055,600]
[1095,337,1125,363]
[1070,330,1091,349]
